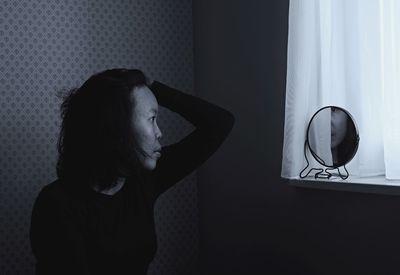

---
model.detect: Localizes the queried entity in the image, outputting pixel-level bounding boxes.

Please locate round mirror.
[307,106,359,168]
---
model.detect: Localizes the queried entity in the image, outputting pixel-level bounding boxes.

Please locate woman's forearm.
[150,81,235,135]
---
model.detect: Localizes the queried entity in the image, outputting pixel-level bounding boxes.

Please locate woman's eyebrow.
[150,108,158,114]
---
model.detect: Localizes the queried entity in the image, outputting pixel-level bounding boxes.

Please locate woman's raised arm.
[145,81,235,198]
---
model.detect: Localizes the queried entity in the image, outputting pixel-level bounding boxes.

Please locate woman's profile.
[29,68,234,275]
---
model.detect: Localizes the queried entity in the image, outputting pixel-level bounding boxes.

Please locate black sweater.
[30,81,235,275]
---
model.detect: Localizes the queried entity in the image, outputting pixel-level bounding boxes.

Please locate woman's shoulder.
[37,178,68,196]
[31,180,85,236]
[34,178,85,210]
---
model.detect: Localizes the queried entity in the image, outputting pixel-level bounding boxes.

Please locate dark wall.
[193,1,400,274]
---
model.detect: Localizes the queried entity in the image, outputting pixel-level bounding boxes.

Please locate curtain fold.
[380,0,400,179]
[282,0,400,179]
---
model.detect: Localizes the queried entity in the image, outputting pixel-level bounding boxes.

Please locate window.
[281,0,400,185]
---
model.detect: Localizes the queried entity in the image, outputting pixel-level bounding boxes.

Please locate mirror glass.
[307,106,359,168]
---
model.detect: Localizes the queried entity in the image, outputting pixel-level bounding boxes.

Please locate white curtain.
[281,0,400,179]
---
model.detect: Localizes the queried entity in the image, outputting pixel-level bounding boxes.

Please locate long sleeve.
[30,188,91,275]
[146,81,235,198]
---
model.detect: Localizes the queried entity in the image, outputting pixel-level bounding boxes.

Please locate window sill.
[289,175,400,196]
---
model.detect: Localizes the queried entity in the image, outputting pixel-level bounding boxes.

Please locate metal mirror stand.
[299,139,349,180]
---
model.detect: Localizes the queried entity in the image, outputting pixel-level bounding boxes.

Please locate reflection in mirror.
[330,107,352,166]
[301,106,360,179]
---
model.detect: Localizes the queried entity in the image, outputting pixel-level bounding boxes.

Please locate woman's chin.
[141,158,157,171]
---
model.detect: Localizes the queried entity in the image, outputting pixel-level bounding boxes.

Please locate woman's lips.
[154,151,161,158]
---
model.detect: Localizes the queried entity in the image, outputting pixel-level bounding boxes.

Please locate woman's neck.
[90,177,126,196]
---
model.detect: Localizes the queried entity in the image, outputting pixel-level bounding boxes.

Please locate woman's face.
[130,86,163,171]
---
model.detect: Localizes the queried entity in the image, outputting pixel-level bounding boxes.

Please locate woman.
[30,68,234,275]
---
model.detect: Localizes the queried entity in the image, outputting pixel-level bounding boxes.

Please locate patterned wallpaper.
[0,0,198,274]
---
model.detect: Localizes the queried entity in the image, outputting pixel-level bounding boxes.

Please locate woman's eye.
[150,116,156,122]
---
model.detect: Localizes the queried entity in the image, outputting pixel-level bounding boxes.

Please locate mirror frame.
[306,105,360,168]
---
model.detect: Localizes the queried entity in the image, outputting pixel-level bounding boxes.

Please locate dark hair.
[56,68,148,190]
[333,114,358,167]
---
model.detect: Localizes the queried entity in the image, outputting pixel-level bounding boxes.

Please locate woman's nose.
[156,124,162,140]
